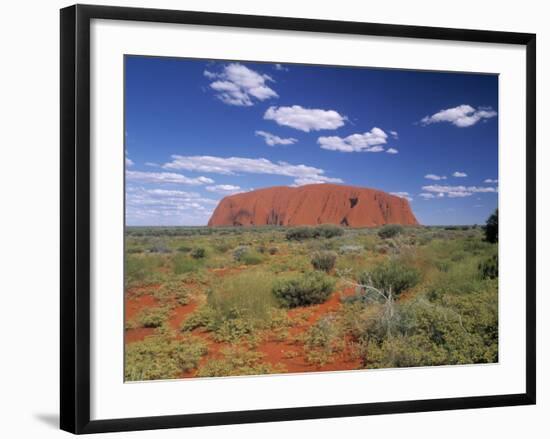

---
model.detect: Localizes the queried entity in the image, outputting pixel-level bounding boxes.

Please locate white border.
[90,19,526,420]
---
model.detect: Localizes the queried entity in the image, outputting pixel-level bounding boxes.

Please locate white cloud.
[389,130,399,139]
[317,127,388,152]
[264,105,346,132]
[419,193,436,199]
[206,184,245,195]
[453,171,468,177]
[422,184,497,198]
[125,157,134,167]
[126,170,214,186]
[274,63,288,71]
[163,155,342,186]
[424,174,447,180]
[420,104,497,127]
[390,192,412,202]
[386,148,399,154]
[205,63,278,106]
[291,175,344,186]
[484,178,498,183]
[126,187,217,226]
[255,130,297,146]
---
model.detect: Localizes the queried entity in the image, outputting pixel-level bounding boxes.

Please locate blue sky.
[125,55,498,226]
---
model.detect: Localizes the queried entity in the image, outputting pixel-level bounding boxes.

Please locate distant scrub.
[377,224,403,239]
[310,250,337,273]
[285,224,344,241]
[273,271,335,307]
[339,245,363,254]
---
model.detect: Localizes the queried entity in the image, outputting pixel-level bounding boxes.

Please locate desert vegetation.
[125,213,498,381]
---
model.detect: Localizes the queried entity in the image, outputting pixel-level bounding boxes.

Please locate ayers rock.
[207,184,419,227]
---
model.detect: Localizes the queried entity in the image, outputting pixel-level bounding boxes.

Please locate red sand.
[125,283,363,376]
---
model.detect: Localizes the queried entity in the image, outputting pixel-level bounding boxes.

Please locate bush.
[190,247,206,259]
[125,254,165,288]
[136,307,168,328]
[208,271,277,322]
[233,245,249,261]
[268,246,278,255]
[378,224,404,239]
[479,254,498,279]
[173,254,202,274]
[362,290,498,368]
[316,224,345,239]
[339,245,363,254]
[285,226,315,241]
[311,251,337,272]
[125,333,207,381]
[154,281,189,305]
[484,209,498,243]
[197,347,284,377]
[285,225,344,241]
[273,271,335,307]
[233,245,263,265]
[358,260,420,297]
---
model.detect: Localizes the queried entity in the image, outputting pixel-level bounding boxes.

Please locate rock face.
[207,184,419,227]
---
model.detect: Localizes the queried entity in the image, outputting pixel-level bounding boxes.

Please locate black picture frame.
[60,4,536,434]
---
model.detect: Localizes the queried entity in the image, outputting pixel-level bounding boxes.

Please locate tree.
[484,209,498,243]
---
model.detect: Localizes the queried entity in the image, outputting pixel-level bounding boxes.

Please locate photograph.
[123,56,499,381]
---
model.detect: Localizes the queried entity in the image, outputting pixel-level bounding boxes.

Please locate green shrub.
[302,316,344,365]
[190,247,207,259]
[136,307,168,328]
[316,224,345,239]
[125,254,165,287]
[232,245,263,265]
[208,271,277,322]
[378,224,404,239]
[273,271,335,307]
[173,254,202,274]
[362,290,498,368]
[154,281,189,305]
[197,347,284,377]
[285,225,344,241]
[148,240,171,253]
[479,254,498,279]
[240,251,263,265]
[311,250,337,272]
[176,245,192,253]
[233,245,249,261]
[358,260,420,297]
[484,209,498,243]
[285,226,315,241]
[339,245,363,254]
[125,334,207,381]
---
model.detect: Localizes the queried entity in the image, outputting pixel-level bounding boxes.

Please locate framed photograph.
[60,4,536,434]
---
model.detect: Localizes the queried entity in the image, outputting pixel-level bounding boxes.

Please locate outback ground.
[124,221,498,381]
